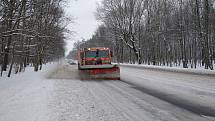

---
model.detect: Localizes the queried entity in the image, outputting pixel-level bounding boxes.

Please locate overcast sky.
[64,0,101,54]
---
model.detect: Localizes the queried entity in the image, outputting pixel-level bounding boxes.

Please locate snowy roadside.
[0,63,59,121]
[119,63,215,76]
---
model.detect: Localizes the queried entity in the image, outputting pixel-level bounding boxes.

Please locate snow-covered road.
[0,63,215,121]
[121,65,215,120]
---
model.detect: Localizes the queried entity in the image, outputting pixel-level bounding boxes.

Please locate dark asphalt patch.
[120,79,215,117]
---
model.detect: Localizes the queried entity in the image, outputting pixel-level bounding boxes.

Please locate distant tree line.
[76,0,215,70]
[0,0,69,77]
[67,48,77,60]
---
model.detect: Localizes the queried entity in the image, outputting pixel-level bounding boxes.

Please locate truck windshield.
[85,50,109,58]
[85,51,97,58]
[98,50,109,58]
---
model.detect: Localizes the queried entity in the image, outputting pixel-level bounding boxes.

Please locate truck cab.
[78,47,112,67]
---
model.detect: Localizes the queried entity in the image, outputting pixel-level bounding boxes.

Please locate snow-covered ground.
[119,62,215,70]
[0,62,215,121]
[120,63,215,76]
[0,63,57,121]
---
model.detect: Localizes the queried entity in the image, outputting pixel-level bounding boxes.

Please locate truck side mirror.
[110,51,113,57]
[96,49,99,57]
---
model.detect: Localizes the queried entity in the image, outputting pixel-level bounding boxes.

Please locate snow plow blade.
[79,64,120,80]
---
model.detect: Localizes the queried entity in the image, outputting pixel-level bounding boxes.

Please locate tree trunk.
[203,0,210,69]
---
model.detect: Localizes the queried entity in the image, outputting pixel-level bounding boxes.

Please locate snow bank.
[0,62,59,121]
[119,64,215,76]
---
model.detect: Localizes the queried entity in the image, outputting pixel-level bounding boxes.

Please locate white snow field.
[0,63,57,121]
[0,62,215,121]
[120,63,215,76]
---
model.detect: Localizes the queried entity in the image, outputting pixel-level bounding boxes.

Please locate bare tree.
[0,0,69,77]
[91,0,215,69]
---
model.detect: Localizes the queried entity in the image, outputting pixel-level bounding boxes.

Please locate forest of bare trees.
[0,0,68,77]
[75,0,215,70]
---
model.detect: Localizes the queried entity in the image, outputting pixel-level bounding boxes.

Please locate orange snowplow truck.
[77,47,120,80]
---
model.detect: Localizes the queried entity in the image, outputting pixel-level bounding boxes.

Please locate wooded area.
[0,0,68,77]
[75,0,215,70]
